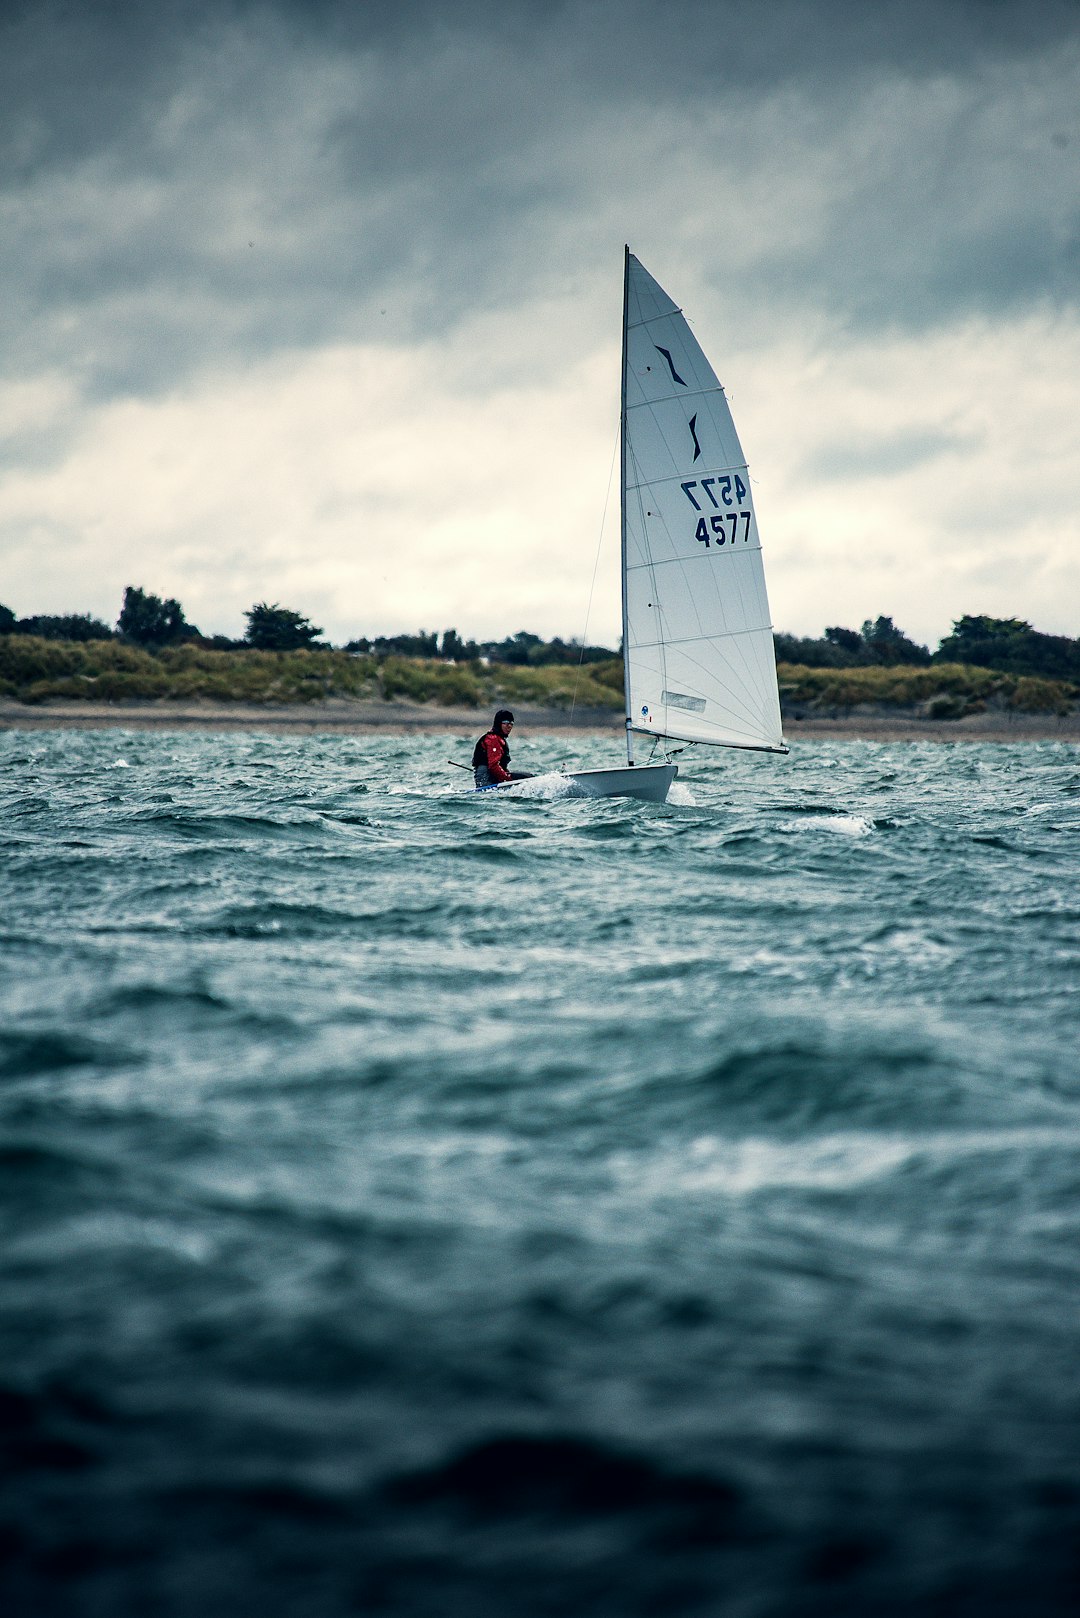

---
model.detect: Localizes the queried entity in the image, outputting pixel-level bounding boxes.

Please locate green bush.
[0,636,87,683]
[489,661,623,710]
[154,646,378,704]
[17,676,94,703]
[21,671,170,703]
[1007,676,1075,715]
[587,659,625,694]
[926,694,970,720]
[0,638,384,705]
[101,671,170,700]
[379,657,482,706]
[776,660,1075,716]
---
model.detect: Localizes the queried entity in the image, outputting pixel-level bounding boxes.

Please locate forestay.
[622,252,786,754]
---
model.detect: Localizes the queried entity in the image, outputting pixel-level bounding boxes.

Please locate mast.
[620,244,634,767]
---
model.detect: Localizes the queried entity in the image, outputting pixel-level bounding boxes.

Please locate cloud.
[5,296,1077,648]
[1,0,1079,644]
[5,2,1078,387]
[0,304,620,643]
[746,309,1080,642]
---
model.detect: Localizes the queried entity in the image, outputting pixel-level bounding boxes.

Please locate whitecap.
[667,782,697,807]
[817,813,873,836]
[503,772,578,800]
[786,812,874,837]
[627,1126,1080,1200]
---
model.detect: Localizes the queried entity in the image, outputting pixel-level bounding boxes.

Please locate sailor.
[472,710,532,788]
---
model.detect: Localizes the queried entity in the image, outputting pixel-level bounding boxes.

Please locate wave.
[431,838,526,864]
[382,1433,742,1520]
[0,1138,126,1199]
[116,807,336,842]
[0,1031,119,1080]
[0,794,53,818]
[0,1380,101,1474]
[194,899,486,941]
[89,983,235,1016]
[188,899,417,938]
[625,1126,1080,1200]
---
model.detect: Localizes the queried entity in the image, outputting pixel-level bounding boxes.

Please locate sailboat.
[483,247,787,801]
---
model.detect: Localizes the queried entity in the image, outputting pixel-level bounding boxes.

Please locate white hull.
[562,763,677,802]
[475,763,676,802]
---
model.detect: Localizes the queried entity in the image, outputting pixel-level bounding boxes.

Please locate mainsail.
[621,250,787,756]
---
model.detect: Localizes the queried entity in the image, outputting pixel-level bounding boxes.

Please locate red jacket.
[473,730,511,782]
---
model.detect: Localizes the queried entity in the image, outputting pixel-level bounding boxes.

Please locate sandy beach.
[0,698,1077,742]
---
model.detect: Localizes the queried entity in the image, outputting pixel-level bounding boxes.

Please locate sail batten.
[621,251,786,756]
[629,627,776,646]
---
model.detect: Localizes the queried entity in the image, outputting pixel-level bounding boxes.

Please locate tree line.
[1,590,1078,681]
[0,590,617,665]
[774,615,1080,682]
[0,590,326,653]
[342,628,616,666]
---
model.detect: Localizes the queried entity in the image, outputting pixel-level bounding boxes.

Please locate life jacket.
[472,730,510,773]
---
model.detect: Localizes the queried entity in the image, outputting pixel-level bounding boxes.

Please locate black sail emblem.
[654,345,687,386]
[688,413,701,462]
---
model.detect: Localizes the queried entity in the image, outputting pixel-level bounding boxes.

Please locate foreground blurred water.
[1,727,1079,1617]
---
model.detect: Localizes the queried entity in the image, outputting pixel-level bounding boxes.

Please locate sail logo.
[654,346,686,386]
[662,691,706,714]
[688,414,701,462]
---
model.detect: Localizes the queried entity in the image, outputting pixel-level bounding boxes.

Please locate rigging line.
[563,421,620,764]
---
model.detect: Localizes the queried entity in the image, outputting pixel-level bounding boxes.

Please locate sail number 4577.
[682,475,747,509]
[694,511,752,547]
[681,476,753,549]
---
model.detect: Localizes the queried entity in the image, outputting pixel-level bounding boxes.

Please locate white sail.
[621,251,786,754]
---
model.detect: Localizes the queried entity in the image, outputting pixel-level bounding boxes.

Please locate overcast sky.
[2,0,1078,648]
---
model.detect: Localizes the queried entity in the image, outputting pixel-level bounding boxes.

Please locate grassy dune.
[0,637,1075,716]
[0,638,626,711]
[776,662,1077,718]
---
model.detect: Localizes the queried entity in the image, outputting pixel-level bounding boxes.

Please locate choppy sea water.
[2,727,1079,1618]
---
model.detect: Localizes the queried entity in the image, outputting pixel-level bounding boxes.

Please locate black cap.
[493,709,514,725]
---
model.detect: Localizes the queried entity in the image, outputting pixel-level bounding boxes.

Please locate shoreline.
[0,698,1078,742]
